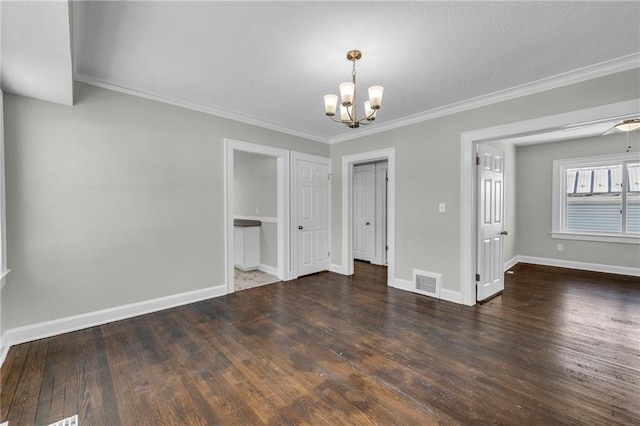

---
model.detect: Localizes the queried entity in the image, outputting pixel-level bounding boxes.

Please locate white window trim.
[552,151,640,244]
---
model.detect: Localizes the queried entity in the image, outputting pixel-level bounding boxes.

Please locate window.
[552,152,640,243]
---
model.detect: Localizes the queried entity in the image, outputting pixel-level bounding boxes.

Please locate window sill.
[551,232,640,244]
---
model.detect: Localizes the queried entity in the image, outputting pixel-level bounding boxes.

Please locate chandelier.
[323,50,384,128]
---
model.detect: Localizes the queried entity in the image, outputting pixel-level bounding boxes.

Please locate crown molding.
[328,53,640,144]
[74,71,330,144]
[75,53,638,147]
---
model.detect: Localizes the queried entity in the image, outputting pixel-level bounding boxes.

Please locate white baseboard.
[329,263,349,275]
[258,263,279,276]
[0,332,7,370]
[390,278,413,292]
[440,288,462,304]
[504,256,519,271]
[516,255,640,277]
[391,278,462,304]
[0,284,227,368]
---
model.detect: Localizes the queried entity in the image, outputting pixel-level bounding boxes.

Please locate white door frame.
[224,139,291,294]
[290,152,331,279]
[460,99,640,306]
[342,148,396,285]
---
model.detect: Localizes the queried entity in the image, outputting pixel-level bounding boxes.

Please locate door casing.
[341,148,396,285]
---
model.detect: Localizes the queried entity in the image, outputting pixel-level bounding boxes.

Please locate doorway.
[341,148,395,285]
[460,99,640,306]
[232,150,280,290]
[224,139,291,294]
[352,160,388,265]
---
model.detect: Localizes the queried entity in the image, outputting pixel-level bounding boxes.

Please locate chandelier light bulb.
[339,82,355,106]
[340,105,352,121]
[324,94,338,116]
[364,101,376,120]
[368,86,384,109]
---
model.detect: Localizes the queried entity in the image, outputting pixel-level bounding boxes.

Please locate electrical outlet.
[439,202,446,213]
[557,243,564,251]
[255,207,260,214]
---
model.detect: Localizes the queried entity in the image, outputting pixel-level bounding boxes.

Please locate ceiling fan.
[557,117,640,136]
[602,118,640,135]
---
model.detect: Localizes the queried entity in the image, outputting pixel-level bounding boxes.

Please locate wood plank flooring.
[2,262,639,425]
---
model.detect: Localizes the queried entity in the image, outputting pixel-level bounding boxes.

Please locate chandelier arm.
[363,110,377,121]
[327,115,349,124]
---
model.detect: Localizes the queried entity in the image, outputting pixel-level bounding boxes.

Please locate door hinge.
[328,173,332,180]
[328,251,330,257]
[476,154,481,165]
[386,177,389,182]
[476,273,480,282]
[385,245,388,251]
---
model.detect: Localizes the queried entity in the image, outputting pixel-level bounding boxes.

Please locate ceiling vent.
[412,269,442,299]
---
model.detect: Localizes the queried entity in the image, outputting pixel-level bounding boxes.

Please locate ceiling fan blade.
[602,124,619,136]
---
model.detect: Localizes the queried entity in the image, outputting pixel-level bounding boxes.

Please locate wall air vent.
[48,415,78,426]
[412,269,442,298]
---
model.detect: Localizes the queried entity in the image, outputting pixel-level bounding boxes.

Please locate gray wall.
[259,223,277,269]
[233,151,277,217]
[233,150,278,268]
[2,82,327,330]
[516,132,640,267]
[329,69,640,292]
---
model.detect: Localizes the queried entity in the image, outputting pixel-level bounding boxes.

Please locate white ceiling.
[3,1,640,143]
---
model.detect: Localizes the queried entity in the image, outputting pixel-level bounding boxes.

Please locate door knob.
[500,231,508,235]
[366,222,371,225]
[298,225,303,230]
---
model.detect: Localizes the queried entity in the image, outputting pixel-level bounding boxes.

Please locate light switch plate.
[438,202,446,213]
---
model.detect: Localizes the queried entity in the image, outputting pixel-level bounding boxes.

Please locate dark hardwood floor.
[2,262,639,425]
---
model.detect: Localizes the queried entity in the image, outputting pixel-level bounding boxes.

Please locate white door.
[476,144,506,301]
[353,164,375,262]
[294,154,330,277]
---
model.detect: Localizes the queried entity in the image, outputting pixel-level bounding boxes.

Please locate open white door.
[293,153,330,277]
[476,144,506,301]
[353,164,375,262]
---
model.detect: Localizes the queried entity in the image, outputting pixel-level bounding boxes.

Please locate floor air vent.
[48,415,78,426]
[412,269,442,298]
